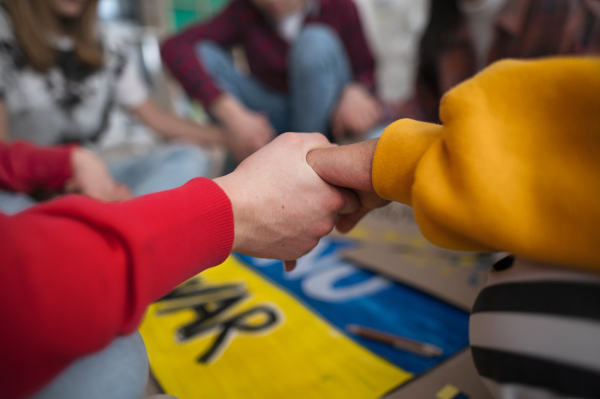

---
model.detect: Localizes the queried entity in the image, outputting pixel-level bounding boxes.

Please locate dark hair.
[419,0,461,67]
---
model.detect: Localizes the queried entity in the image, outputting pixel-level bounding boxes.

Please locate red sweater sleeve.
[0,177,234,399]
[160,0,251,108]
[0,140,73,193]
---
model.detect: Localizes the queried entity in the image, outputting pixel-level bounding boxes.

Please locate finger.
[261,132,274,146]
[276,132,331,153]
[115,184,134,201]
[304,132,332,149]
[336,208,371,233]
[351,118,368,136]
[283,260,297,272]
[362,108,378,127]
[331,114,345,141]
[257,126,274,143]
[248,138,264,153]
[372,101,383,120]
[306,140,378,192]
[366,103,383,126]
[63,178,79,194]
[233,146,249,162]
[337,187,360,215]
[98,187,115,202]
[332,124,344,141]
[242,139,259,157]
[356,108,375,131]
[306,147,329,171]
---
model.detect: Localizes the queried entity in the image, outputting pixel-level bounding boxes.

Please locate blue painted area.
[235,236,470,375]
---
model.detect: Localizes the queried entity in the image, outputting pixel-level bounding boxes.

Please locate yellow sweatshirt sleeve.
[372,57,600,273]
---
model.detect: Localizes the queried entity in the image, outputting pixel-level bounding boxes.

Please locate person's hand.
[65,148,133,202]
[224,109,275,161]
[331,84,382,141]
[213,95,275,161]
[307,138,389,232]
[214,133,360,271]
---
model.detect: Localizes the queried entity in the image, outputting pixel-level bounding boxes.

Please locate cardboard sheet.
[340,203,496,311]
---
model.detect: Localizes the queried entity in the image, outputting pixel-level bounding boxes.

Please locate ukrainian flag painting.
[139,236,469,399]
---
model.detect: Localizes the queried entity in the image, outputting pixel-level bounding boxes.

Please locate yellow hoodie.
[372,57,600,273]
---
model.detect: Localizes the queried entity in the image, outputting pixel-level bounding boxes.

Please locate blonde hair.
[2,0,103,72]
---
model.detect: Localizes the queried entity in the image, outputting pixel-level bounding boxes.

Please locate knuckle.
[279,132,300,145]
[315,220,335,237]
[329,191,346,211]
[307,238,320,253]
[309,132,328,144]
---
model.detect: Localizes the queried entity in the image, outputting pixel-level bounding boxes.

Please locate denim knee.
[30,333,148,399]
[196,41,234,77]
[165,145,214,180]
[291,25,347,73]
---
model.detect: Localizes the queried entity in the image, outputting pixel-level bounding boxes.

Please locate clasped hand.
[214,133,388,271]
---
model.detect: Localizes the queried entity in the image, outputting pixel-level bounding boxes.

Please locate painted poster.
[140,236,470,399]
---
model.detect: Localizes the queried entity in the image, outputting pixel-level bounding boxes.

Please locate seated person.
[161,0,384,161]
[396,0,600,122]
[0,0,233,212]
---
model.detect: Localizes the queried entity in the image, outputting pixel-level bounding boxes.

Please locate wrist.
[213,174,251,254]
[345,82,368,95]
[212,95,246,123]
[350,138,378,191]
[70,147,86,176]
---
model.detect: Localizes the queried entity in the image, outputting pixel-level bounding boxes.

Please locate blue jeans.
[0,191,37,215]
[108,144,213,197]
[29,333,149,399]
[197,25,353,137]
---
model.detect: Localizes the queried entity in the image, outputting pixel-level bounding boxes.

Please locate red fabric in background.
[0,141,73,193]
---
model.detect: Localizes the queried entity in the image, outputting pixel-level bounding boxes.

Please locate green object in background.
[169,0,232,30]
[173,9,205,29]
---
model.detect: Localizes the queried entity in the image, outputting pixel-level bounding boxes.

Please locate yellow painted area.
[409,236,428,249]
[140,256,412,399]
[383,230,403,244]
[346,226,369,240]
[436,384,460,399]
[440,265,457,276]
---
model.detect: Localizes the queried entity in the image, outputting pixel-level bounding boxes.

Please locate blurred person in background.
[397,0,600,122]
[0,0,234,214]
[161,0,384,162]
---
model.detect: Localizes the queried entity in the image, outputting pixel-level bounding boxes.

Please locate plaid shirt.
[412,0,600,122]
[161,0,376,108]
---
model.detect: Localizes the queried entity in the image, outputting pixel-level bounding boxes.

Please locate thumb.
[336,208,371,233]
[63,178,80,193]
[307,141,376,192]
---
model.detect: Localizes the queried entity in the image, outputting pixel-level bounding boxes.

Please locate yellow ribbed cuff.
[372,119,442,205]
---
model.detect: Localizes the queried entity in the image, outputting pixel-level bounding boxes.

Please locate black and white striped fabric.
[470,256,600,399]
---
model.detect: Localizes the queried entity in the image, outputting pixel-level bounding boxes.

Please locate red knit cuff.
[31,144,75,190]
